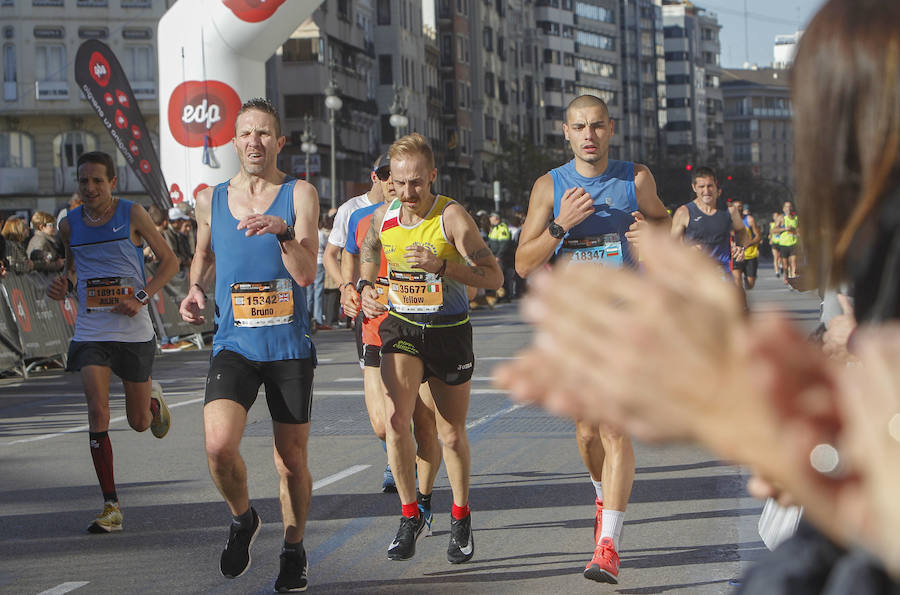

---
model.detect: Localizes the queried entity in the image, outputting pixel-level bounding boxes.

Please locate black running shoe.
[220,507,261,578]
[274,547,309,592]
[447,513,474,564]
[387,515,426,560]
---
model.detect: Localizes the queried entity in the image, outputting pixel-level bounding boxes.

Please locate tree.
[492,134,565,209]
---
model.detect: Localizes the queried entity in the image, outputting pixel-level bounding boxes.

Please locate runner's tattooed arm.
[442,203,503,290]
[358,204,387,319]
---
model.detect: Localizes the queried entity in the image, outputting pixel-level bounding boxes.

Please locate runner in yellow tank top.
[358,133,503,564]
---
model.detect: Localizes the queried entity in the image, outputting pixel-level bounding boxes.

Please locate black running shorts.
[66,339,156,382]
[379,312,474,385]
[778,244,796,258]
[205,349,314,424]
[743,257,758,278]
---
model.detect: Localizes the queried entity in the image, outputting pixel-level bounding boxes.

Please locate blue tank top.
[68,199,154,342]
[549,159,638,267]
[210,179,313,361]
[684,201,732,271]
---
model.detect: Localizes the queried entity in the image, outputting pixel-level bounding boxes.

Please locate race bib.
[388,270,443,313]
[560,234,623,267]
[85,277,136,312]
[231,279,294,327]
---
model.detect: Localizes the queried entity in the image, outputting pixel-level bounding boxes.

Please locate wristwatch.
[134,289,150,305]
[548,220,567,239]
[356,279,374,293]
[276,223,294,242]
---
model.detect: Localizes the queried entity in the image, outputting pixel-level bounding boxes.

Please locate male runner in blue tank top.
[671,167,747,274]
[516,95,670,584]
[179,98,319,592]
[47,151,178,534]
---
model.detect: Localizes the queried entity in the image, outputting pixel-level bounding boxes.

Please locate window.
[282,38,322,63]
[483,26,493,52]
[122,45,154,82]
[575,85,616,105]
[574,2,613,22]
[440,34,453,66]
[497,36,506,61]
[667,97,690,108]
[77,0,108,6]
[536,21,560,36]
[0,132,34,167]
[664,51,689,61]
[35,44,65,82]
[562,25,573,39]
[484,72,495,97]
[2,43,15,101]
[379,54,393,85]
[495,0,505,16]
[575,30,614,50]
[338,0,351,22]
[484,115,496,140]
[663,26,685,38]
[666,74,690,85]
[456,35,469,63]
[544,77,562,93]
[543,49,559,64]
[575,57,615,78]
[443,80,455,112]
[53,131,98,194]
[498,79,507,104]
[377,0,391,25]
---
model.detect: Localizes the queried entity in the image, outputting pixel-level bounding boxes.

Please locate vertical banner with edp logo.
[75,39,171,212]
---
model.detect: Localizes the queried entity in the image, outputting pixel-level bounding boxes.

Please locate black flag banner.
[75,40,170,211]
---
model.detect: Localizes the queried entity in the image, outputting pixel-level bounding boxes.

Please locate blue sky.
[696,0,826,68]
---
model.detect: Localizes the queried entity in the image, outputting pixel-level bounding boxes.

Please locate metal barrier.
[0,269,215,377]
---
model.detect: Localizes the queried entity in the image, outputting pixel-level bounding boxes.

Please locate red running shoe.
[593,498,603,545]
[584,537,619,584]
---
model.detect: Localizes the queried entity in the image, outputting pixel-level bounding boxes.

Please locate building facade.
[721,66,793,185]
[1,0,171,213]
[661,0,724,164]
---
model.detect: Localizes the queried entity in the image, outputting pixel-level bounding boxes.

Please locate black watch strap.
[356,279,374,293]
[276,225,294,242]
[548,220,567,239]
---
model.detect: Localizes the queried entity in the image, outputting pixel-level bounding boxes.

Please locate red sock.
[89,431,117,502]
[451,503,470,520]
[401,502,420,518]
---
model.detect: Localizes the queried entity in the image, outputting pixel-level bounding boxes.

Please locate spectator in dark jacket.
[1,217,33,275]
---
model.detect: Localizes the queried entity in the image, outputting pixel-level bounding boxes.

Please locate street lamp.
[324,69,343,209]
[299,114,317,182]
[388,84,408,141]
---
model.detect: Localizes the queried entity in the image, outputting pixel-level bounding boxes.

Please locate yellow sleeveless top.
[379,195,468,316]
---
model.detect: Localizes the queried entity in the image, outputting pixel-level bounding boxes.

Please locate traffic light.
[727,175,733,181]
[685,164,693,171]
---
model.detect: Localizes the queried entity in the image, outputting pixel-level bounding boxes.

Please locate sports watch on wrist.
[548,220,567,239]
[356,279,374,293]
[276,224,294,243]
[134,289,150,305]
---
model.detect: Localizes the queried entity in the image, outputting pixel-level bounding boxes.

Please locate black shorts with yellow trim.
[379,310,473,386]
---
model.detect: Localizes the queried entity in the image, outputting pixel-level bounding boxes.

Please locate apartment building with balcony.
[661,0,724,164]
[721,66,793,185]
[0,0,169,212]
[273,0,379,205]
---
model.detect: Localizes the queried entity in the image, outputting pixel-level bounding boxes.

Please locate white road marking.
[37,582,90,595]
[477,356,520,361]
[311,388,508,396]
[466,403,523,430]
[3,396,204,446]
[312,464,370,491]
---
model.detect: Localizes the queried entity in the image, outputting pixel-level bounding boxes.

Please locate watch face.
[549,222,565,239]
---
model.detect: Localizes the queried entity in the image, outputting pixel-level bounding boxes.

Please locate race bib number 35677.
[231,279,294,327]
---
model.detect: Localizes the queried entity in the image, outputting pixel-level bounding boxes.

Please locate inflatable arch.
[158,0,320,205]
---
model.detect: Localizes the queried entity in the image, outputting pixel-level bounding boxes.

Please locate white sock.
[600,509,624,549]
[591,479,603,503]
